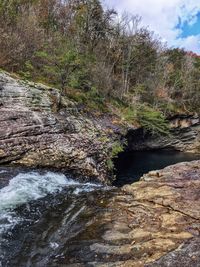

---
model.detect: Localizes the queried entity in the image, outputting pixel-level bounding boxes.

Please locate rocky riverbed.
[0,161,200,266]
[76,160,200,267]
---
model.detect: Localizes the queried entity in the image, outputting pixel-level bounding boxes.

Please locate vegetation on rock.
[107,141,124,171]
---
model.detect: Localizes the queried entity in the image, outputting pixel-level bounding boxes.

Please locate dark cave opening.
[113,128,200,187]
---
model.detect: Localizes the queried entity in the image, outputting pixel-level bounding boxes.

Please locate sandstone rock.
[146,238,200,267]
[0,71,112,183]
[67,161,200,266]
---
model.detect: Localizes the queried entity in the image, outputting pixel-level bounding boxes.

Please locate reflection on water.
[114,150,200,186]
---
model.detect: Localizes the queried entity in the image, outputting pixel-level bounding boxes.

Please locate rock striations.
[70,161,200,266]
[0,71,112,183]
[128,114,200,153]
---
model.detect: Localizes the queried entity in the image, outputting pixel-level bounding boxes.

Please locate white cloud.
[175,35,200,54]
[103,0,200,54]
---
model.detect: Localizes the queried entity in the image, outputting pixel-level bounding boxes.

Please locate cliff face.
[127,115,200,153]
[0,72,113,183]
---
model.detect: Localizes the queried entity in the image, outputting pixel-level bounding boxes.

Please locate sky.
[103,0,200,54]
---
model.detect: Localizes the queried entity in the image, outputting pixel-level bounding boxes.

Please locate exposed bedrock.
[127,114,200,153]
[76,161,200,267]
[0,72,115,183]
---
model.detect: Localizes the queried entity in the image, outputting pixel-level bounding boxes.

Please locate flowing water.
[0,151,199,266]
[0,168,114,267]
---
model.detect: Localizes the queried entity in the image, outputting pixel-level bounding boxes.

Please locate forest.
[0,0,200,134]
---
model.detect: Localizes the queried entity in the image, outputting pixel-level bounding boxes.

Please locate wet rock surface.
[66,160,200,267]
[0,72,113,183]
[1,161,199,267]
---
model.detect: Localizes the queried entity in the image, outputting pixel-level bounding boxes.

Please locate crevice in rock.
[142,199,200,222]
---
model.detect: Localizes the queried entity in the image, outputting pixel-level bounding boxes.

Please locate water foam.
[0,170,102,234]
[0,171,102,211]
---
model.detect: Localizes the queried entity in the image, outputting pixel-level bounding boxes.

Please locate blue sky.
[103,0,200,54]
[178,12,200,38]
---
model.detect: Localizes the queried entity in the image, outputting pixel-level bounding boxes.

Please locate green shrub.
[122,106,137,123]
[67,87,107,113]
[137,105,170,136]
[110,141,124,158]
[107,141,124,171]
[107,158,114,171]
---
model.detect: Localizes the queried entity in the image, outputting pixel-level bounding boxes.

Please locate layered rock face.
[71,161,200,267]
[127,115,200,153]
[0,72,111,183]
